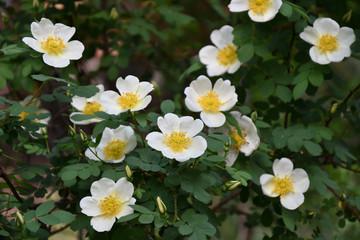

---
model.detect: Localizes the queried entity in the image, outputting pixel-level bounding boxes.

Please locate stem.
[88,147,103,162]
[1,153,21,163]
[328,158,360,173]
[211,189,242,212]
[132,113,146,147]
[0,168,23,204]
[50,223,70,236]
[25,80,48,106]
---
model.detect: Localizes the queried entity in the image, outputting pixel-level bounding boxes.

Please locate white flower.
[146,113,207,162]
[210,111,259,166]
[85,125,137,163]
[80,177,136,232]
[228,0,282,22]
[260,158,310,210]
[184,75,237,128]
[199,25,241,76]
[22,18,84,68]
[299,18,356,65]
[101,75,154,114]
[70,84,105,125]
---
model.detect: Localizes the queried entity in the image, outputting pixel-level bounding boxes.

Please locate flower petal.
[80,196,101,216]
[116,198,136,219]
[43,54,70,68]
[116,75,139,94]
[228,0,249,12]
[309,46,331,65]
[327,45,351,62]
[22,37,44,53]
[137,81,154,99]
[158,113,180,134]
[146,132,167,151]
[225,148,238,167]
[248,4,279,22]
[290,168,310,193]
[184,87,202,112]
[180,117,204,138]
[69,112,102,125]
[313,18,340,35]
[207,63,228,77]
[213,79,236,103]
[90,178,115,200]
[31,18,54,40]
[85,147,99,161]
[200,111,226,128]
[181,136,207,161]
[90,215,115,232]
[62,40,84,60]
[100,90,123,114]
[112,177,134,202]
[273,158,293,178]
[54,24,75,42]
[280,192,305,210]
[210,25,234,49]
[189,75,213,96]
[337,27,356,46]
[227,60,241,74]
[300,26,319,45]
[131,95,152,112]
[260,174,279,197]
[199,45,219,65]
[71,95,86,110]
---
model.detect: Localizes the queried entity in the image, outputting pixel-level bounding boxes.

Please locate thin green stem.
[25,80,49,106]
[131,113,146,147]
[1,153,21,163]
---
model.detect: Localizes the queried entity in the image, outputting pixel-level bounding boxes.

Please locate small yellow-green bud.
[40,127,48,137]
[342,10,352,23]
[330,102,338,114]
[308,211,316,218]
[251,111,258,122]
[150,80,161,97]
[79,129,88,142]
[1,13,8,25]
[340,193,346,202]
[156,196,167,217]
[125,165,133,181]
[16,211,24,225]
[33,0,39,8]
[224,180,241,191]
[224,146,230,152]
[110,7,119,20]
[68,125,76,137]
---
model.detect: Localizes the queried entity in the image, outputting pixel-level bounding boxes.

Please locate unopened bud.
[68,125,76,137]
[150,80,161,97]
[0,149,3,154]
[156,196,167,217]
[41,127,48,137]
[125,165,133,181]
[110,7,119,20]
[1,13,8,25]
[308,211,316,218]
[224,180,241,191]
[342,10,352,23]
[330,102,338,114]
[79,129,88,142]
[33,0,39,8]
[224,146,230,152]
[16,211,24,225]
[250,111,258,122]
[340,193,346,202]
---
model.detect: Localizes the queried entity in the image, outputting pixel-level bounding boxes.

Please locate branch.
[50,223,70,236]
[329,158,360,173]
[0,167,23,204]
[211,189,242,212]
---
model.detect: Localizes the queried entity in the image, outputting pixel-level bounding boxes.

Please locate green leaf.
[279,2,293,17]
[36,201,54,217]
[158,6,194,26]
[130,205,152,214]
[308,71,324,87]
[282,209,296,231]
[26,220,41,232]
[261,208,273,226]
[52,210,75,224]
[70,114,95,121]
[61,170,78,181]
[38,214,60,225]
[135,114,147,127]
[237,44,254,63]
[70,215,90,231]
[138,214,154,224]
[287,136,303,152]
[293,79,308,99]
[161,100,176,114]
[304,141,322,156]
[179,225,193,235]
[70,85,99,98]
[0,230,9,237]
[276,85,292,102]
[118,213,140,223]
[180,60,203,80]
[31,74,77,86]
[1,44,29,55]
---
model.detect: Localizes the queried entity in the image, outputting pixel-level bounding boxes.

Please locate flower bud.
[224,146,230,152]
[251,111,258,122]
[125,165,133,181]
[342,10,352,23]
[224,180,241,191]
[68,125,76,137]
[16,211,24,226]
[308,211,316,219]
[79,129,88,142]
[340,193,346,202]
[33,0,39,8]
[330,102,338,114]
[41,127,48,139]
[156,196,167,218]
[110,7,119,20]
[1,13,8,25]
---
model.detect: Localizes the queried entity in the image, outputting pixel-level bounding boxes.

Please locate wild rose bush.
[0,0,360,239]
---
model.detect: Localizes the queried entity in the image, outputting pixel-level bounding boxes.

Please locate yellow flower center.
[317,33,339,53]
[82,101,103,115]
[163,131,191,153]
[103,139,126,160]
[98,193,122,217]
[271,174,295,198]
[230,130,248,150]
[18,111,30,121]
[117,92,139,110]
[248,0,272,15]
[217,44,238,66]
[40,35,66,55]
[197,90,223,112]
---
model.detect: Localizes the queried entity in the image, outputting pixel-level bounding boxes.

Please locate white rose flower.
[228,0,282,22]
[210,111,260,166]
[184,75,238,128]
[85,126,137,163]
[101,75,154,114]
[199,25,241,76]
[300,18,356,65]
[22,18,84,68]
[260,158,310,210]
[80,177,136,232]
[70,84,105,125]
[146,113,207,162]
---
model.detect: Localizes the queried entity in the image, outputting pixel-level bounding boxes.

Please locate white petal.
[71,95,86,110]
[62,40,84,60]
[227,60,241,74]
[300,27,319,45]
[22,37,44,53]
[184,88,202,112]
[54,24,75,42]
[199,45,219,65]
[43,54,70,68]
[327,45,351,62]
[207,63,228,77]
[200,111,226,128]
[182,136,207,161]
[219,96,237,111]
[210,25,234,49]
[337,27,356,46]
[31,18,54,40]
[180,117,204,138]
[291,168,310,193]
[228,0,249,12]
[189,76,213,96]
[137,81,154,99]
[100,91,123,114]
[309,46,331,65]
[99,128,114,145]
[90,215,115,232]
[80,197,101,216]
[85,148,99,161]
[131,95,152,112]
[313,18,339,35]
[280,192,305,210]
[248,6,278,22]
[273,158,293,178]
[116,75,139,94]
[125,134,137,154]
[146,132,167,151]
[158,113,180,134]
[116,198,136,219]
[90,178,115,200]
[260,174,279,197]
[102,156,125,164]
[224,148,238,167]
[112,177,134,202]
[214,79,237,103]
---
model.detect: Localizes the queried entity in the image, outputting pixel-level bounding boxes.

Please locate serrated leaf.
[308,71,324,87]
[130,205,152,214]
[31,74,77,86]
[280,2,293,17]
[38,214,60,225]
[118,213,140,223]
[179,225,193,235]
[52,210,75,224]
[276,85,292,102]
[304,141,322,156]
[293,79,308,99]
[138,214,154,224]
[160,100,176,114]
[36,201,54,217]
[237,44,254,62]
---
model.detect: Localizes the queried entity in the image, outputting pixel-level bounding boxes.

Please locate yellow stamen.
[40,35,66,55]
[163,131,191,153]
[18,112,30,121]
[82,101,103,115]
[271,174,295,198]
[248,0,272,15]
[103,139,126,160]
[197,90,222,112]
[217,44,238,66]
[230,130,248,150]
[317,33,339,53]
[117,92,139,110]
[98,193,122,217]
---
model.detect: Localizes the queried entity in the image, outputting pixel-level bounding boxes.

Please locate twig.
[329,158,360,173]
[211,189,242,212]
[49,223,70,236]
[0,167,23,204]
